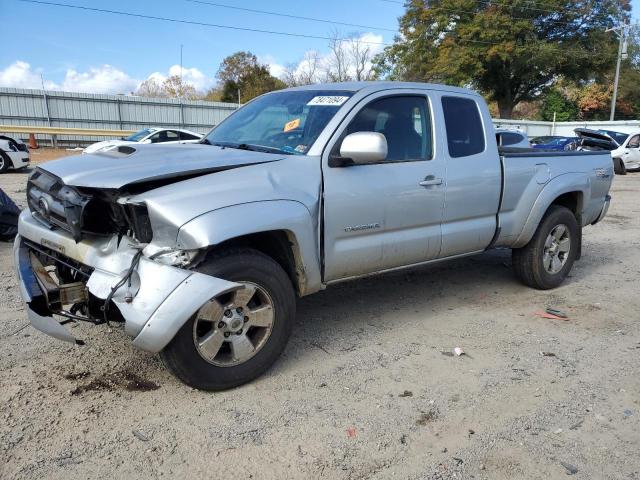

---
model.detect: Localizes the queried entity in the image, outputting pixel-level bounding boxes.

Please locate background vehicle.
[531,136,578,151]
[574,128,638,174]
[495,128,530,148]
[15,82,613,390]
[0,135,30,173]
[83,127,203,154]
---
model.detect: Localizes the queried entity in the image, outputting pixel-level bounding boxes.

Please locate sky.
[0,0,639,95]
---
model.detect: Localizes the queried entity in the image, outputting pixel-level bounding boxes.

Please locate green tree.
[375,0,630,118]
[217,51,285,103]
[540,89,578,121]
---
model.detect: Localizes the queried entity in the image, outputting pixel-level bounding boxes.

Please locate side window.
[441,96,485,158]
[343,96,433,162]
[180,132,200,140]
[628,135,640,148]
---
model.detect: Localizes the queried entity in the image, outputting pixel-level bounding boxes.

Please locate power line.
[15,0,392,45]
[380,0,609,22]
[186,0,397,33]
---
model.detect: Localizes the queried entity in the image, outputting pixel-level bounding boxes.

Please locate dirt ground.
[1,158,639,479]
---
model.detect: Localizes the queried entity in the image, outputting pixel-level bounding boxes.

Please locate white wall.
[493,119,640,138]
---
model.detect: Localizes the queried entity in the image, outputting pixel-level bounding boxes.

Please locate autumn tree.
[136,78,165,97]
[375,0,630,118]
[216,51,285,103]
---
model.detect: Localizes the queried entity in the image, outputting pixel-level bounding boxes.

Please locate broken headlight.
[125,204,153,243]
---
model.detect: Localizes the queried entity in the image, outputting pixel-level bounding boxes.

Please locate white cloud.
[259,54,286,79]
[0,61,57,89]
[0,61,216,95]
[61,65,139,94]
[145,65,214,92]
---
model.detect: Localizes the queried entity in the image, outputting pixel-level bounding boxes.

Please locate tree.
[540,89,578,121]
[161,75,198,100]
[216,51,286,103]
[375,0,630,118]
[136,78,165,97]
[323,32,378,82]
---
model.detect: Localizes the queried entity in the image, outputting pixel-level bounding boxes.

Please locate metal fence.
[2,86,639,147]
[0,87,239,145]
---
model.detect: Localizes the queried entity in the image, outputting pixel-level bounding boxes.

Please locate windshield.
[599,130,629,145]
[205,90,354,155]
[124,128,155,142]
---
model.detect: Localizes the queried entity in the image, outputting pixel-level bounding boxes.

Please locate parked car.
[0,135,30,173]
[531,136,578,151]
[495,128,531,148]
[574,128,639,174]
[15,82,613,390]
[83,128,203,154]
[0,188,20,241]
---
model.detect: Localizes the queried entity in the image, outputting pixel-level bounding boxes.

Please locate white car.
[0,135,30,173]
[495,128,531,149]
[611,131,640,172]
[84,128,203,154]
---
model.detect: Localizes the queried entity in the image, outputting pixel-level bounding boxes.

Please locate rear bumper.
[15,210,240,352]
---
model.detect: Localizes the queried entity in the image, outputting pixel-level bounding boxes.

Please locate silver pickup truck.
[14,82,613,390]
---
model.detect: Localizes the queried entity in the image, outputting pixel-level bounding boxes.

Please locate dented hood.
[40,143,284,189]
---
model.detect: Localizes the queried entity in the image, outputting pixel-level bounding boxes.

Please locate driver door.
[322,92,446,281]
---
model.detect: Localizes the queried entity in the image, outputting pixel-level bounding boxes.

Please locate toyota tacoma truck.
[14,82,613,390]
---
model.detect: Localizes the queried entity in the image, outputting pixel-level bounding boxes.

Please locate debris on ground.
[623,409,633,418]
[569,419,584,430]
[560,461,578,475]
[346,426,357,438]
[535,311,570,321]
[540,351,557,357]
[132,429,150,442]
[416,409,438,425]
[399,390,413,397]
[546,307,568,318]
[454,347,465,356]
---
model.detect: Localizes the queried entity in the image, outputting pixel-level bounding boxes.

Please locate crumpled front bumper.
[14,210,240,352]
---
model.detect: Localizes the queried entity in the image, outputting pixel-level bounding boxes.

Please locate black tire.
[160,248,296,391]
[512,206,579,290]
[614,158,627,175]
[0,152,11,173]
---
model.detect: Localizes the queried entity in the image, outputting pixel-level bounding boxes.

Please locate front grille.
[27,168,128,242]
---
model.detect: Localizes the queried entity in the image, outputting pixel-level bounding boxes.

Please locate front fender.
[512,173,590,248]
[176,200,322,295]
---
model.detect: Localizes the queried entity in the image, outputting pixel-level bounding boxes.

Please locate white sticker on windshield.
[307,95,349,106]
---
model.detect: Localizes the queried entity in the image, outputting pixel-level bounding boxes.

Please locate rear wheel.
[512,206,579,290]
[160,248,296,390]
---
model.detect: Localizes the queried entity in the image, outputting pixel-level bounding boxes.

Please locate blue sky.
[0,0,638,94]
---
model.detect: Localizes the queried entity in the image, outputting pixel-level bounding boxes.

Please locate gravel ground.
[1,161,639,479]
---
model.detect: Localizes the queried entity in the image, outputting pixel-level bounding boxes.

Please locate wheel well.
[551,192,582,220]
[207,231,301,295]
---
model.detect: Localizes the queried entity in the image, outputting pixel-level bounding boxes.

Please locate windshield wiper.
[204,141,291,155]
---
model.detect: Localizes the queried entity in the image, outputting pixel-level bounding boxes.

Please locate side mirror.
[140,139,152,144]
[339,132,387,165]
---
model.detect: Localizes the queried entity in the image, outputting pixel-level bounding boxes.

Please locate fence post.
[116,97,124,130]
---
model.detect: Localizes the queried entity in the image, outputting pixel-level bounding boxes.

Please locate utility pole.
[607,22,629,121]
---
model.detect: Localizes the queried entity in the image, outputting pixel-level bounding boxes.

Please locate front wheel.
[512,206,579,290]
[160,248,296,390]
[614,158,627,175]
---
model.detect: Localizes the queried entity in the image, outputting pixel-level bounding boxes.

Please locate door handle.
[419,176,443,187]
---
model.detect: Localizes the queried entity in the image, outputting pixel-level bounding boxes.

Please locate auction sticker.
[307,95,349,106]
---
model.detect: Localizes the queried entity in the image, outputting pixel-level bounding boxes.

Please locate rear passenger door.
[322,91,446,281]
[438,95,502,257]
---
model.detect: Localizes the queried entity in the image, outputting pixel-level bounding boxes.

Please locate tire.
[512,206,579,290]
[0,152,11,173]
[160,248,296,391]
[614,158,627,175]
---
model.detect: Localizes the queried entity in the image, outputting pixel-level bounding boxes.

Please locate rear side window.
[441,96,485,158]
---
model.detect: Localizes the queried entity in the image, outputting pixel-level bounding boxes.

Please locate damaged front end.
[16,168,241,352]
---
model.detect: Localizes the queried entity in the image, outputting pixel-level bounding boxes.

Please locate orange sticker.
[284,118,301,132]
